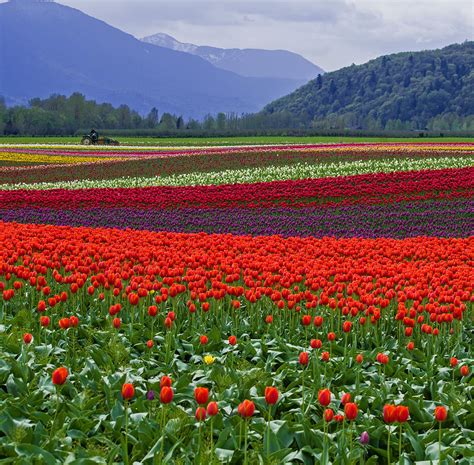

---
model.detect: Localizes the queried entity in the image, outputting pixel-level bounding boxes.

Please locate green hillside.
[262,42,474,130]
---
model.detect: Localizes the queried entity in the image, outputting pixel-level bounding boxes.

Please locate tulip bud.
[264,386,279,405]
[121,383,135,400]
[360,431,369,445]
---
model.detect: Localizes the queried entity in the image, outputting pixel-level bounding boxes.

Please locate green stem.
[302,367,305,413]
[198,421,202,464]
[387,426,391,465]
[210,417,214,462]
[349,422,353,463]
[244,419,248,465]
[438,423,442,464]
[50,387,61,439]
[398,424,402,465]
[160,405,166,461]
[267,406,271,460]
[124,399,129,465]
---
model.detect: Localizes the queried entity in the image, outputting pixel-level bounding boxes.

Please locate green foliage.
[263,42,474,130]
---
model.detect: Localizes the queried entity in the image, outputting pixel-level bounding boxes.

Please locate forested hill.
[262,42,474,130]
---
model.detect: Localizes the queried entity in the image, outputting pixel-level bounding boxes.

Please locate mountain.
[262,42,474,130]
[0,0,303,117]
[141,33,324,81]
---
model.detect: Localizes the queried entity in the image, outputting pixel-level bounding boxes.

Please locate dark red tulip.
[395,405,409,423]
[52,367,68,386]
[207,401,219,416]
[195,407,206,421]
[264,386,279,405]
[238,399,255,418]
[434,406,447,422]
[299,351,309,366]
[194,387,209,405]
[122,383,135,400]
[324,408,334,422]
[318,389,331,406]
[383,404,397,423]
[160,386,174,404]
[344,402,358,421]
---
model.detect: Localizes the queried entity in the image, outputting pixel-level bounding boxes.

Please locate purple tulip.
[360,431,369,445]
[146,390,155,401]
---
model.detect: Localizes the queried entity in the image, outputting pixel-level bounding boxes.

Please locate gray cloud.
[2,0,472,70]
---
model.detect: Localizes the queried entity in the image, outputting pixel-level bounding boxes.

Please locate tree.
[145,107,159,128]
[316,74,323,89]
[159,113,176,131]
[216,112,226,130]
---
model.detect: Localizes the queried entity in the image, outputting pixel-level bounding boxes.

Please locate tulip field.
[0,142,472,464]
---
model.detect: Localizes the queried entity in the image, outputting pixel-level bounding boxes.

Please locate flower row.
[1,155,472,191]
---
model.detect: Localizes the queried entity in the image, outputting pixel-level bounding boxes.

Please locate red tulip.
[460,365,469,377]
[450,357,458,367]
[310,338,322,349]
[324,408,334,422]
[164,317,173,329]
[341,393,351,405]
[434,406,447,422]
[207,401,219,417]
[334,414,344,423]
[327,332,336,341]
[37,300,46,312]
[383,404,397,423]
[342,321,352,333]
[160,375,172,388]
[355,354,363,364]
[194,387,209,405]
[265,315,273,324]
[121,383,135,400]
[113,317,121,329]
[238,399,255,418]
[344,402,358,421]
[70,316,79,327]
[23,333,32,344]
[318,389,331,406]
[200,335,208,345]
[146,339,153,348]
[395,405,409,423]
[313,316,323,327]
[160,386,174,404]
[228,335,237,346]
[195,407,206,421]
[52,367,68,385]
[59,317,70,329]
[407,341,414,351]
[40,315,50,327]
[264,386,279,405]
[299,351,309,366]
[301,315,311,326]
[321,351,330,362]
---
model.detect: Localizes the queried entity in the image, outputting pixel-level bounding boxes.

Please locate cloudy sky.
[10,0,474,70]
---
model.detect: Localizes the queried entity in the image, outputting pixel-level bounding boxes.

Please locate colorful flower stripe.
[1,221,472,299]
[0,152,118,164]
[2,200,471,238]
[0,156,472,191]
[0,146,469,185]
[1,167,471,211]
[2,142,474,156]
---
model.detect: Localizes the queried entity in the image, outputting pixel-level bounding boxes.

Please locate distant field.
[0,135,473,146]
